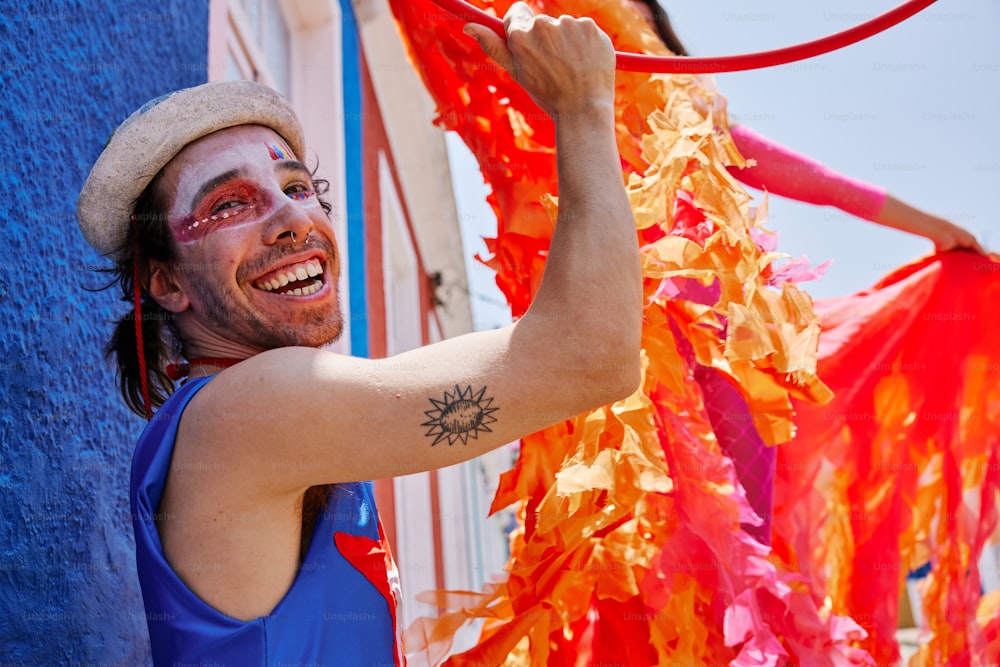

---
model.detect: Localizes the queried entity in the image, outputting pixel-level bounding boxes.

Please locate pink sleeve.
[726,124,887,221]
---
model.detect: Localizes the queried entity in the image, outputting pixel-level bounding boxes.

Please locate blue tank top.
[129,376,404,665]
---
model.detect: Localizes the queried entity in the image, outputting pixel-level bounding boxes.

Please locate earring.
[290,231,297,244]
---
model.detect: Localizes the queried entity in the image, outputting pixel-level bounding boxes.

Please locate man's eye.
[214,200,244,212]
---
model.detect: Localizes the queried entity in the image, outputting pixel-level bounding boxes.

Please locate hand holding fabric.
[463,2,616,120]
[874,194,987,254]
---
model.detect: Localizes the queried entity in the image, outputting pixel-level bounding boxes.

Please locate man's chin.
[288,314,344,350]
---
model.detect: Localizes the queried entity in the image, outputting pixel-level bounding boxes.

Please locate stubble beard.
[190,254,345,352]
[195,279,345,352]
[177,234,346,352]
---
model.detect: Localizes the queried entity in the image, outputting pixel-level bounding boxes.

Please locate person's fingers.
[463,23,515,75]
[504,1,535,35]
[930,220,989,256]
[961,229,987,254]
[469,4,615,119]
[463,3,537,78]
[938,236,988,255]
[956,229,988,255]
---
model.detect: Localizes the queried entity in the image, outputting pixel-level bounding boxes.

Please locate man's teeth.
[255,259,324,293]
[286,281,323,296]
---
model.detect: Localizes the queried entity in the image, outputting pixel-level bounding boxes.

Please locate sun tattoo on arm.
[422,385,499,446]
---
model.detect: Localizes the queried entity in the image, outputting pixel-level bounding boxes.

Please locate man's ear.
[147,260,190,313]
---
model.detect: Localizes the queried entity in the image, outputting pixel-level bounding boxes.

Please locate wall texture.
[0,1,208,662]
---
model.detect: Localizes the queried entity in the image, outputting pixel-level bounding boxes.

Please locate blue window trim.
[341,0,368,357]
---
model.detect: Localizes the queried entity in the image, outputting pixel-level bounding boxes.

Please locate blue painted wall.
[0,1,208,662]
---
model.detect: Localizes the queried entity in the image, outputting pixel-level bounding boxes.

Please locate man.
[77,3,641,664]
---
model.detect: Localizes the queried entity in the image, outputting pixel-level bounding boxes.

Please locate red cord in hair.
[132,219,153,420]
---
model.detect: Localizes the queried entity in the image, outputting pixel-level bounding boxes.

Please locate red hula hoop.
[426,0,939,73]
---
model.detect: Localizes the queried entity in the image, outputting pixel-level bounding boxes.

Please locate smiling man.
[146,124,343,354]
[78,4,641,664]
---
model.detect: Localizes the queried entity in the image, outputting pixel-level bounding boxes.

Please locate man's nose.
[262,194,316,246]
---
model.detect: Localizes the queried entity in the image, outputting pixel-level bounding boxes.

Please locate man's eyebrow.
[189,168,245,211]
[186,160,312,212]
[275,160,313,180]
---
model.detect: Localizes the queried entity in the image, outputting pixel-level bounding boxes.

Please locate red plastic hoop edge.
[426,0,938,73]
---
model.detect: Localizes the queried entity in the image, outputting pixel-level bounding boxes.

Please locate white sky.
[448,0,1000,330]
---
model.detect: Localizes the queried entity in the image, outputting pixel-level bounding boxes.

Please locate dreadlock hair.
[633,0,689,56]
[104,173,181,418]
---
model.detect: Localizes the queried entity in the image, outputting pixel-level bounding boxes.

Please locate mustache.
[237,233,336,282]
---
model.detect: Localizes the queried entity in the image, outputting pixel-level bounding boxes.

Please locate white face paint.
[168,141,322,245]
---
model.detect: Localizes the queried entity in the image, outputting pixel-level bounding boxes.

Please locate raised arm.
[727,123,985,253]
[180,4,641,493]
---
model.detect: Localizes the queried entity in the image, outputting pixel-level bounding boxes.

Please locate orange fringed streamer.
[392,0,1000,666]
[773,251,1000,666]
[390,1,856,665]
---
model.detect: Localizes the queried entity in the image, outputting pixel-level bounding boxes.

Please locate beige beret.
[77,80,306,258]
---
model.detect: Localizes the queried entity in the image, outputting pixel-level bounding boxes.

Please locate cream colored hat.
[77,80,305,258]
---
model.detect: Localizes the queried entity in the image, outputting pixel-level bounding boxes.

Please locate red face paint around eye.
[172,180,274,244]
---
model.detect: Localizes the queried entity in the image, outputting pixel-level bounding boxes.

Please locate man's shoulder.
[131,377,214,494]
[148,376,214,427]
